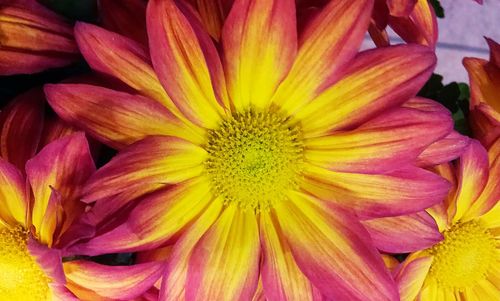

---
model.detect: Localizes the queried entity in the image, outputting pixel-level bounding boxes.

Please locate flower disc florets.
[428,220,497,290]
[205,110,304,212]
[0,226,50,300]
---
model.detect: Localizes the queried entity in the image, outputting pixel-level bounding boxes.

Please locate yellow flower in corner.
[395,139,500,300]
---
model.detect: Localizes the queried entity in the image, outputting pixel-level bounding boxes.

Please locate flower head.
[395,140,500,300]
[464,38,500,148]
[46,0,454,299]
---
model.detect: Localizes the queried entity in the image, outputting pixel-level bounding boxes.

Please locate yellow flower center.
[205,111,304,212]
[428,220,497,290]
[0,226,50,300]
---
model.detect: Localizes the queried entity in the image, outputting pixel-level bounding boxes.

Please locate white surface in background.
[361,0,500,83]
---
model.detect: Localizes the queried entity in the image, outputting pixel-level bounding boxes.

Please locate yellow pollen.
[0,226,51,300]
[205,110,304,212]
[428,220,497,290]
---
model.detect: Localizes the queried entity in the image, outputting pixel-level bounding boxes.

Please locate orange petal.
[222,0,297,111]
[272,0,373,113]
[296,44,436,136]
[147,0,227,128]
[186,204,260,300]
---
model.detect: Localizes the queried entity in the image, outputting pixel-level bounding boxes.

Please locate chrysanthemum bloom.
[394,140,500,300]
[0,0,79,75]
[45,0,454,299]
[0,133,163,300]
[463,38,500,148]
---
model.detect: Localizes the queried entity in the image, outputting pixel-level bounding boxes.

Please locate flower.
[0,0,79,75]
[0,132,162,300]
[0,133,94,300]
[46,0,454,299]
[463,38,500,148]
[394,140,500,300]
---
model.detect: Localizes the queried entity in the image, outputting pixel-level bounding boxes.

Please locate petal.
[452,140,490,222]
[272,0,373,113]
[0,158,28,226]
[27,237,65,285]
[260,211,322,301]
[296,44,436,135]
[394,253,433,301]
[75,177,213,255]
[45,83,200,149]
[304,98,452,173]
[469,103,500,149]
[361,211,443,253]
[83,136,206,202]
[417,131,471,167]
[302,164,450,218]
[25,133,95,246]
[463,57,500,111]
[186,204,260,301]
[147,0,226,128]
[74,22,175,111]
[194,0,231,40]
[99,0,148,45]
[64,260,164,300]
[275,191,398,300]
[0,88,44,171]
[387,0,417,17]
[0,2,78,75]
[487,37,500,68]
[222,0,297,111]
[466,138,500,219]
[160,198,224,301]
[389,0,438,48]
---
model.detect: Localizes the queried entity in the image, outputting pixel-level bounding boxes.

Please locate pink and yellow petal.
[45,83,201,149]
[393,253,433,301]
[362,211,443,253]
[74,177,213,255]
[417,131,470,167]
[99,0,148,46]
[147,0,226,128]
[160,197,224,301]
[194,0,231,40]
[25,133,95,246]
[186,204,260,300]
[0,158,28,226]
[83,136,206,203]
[296,45,436,136]
[451,140,490,222]
[272,0,373,113]
[260,211,322,301]
[222,0,296,111]
[304,98,452,173]
[389,0,438,48]
[63,260,164,300]
[0,1,78,75]
[74,22,175,111]
[302,164,450,218]
[0,88,44,170]
[275,191,398,300]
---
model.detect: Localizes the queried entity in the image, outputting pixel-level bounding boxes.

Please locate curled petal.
[26,133,95,246]
[64,260,164,300]
[99,0,148,45]
[362,211,443,253]
[417,131,471,167]
[387,0,417,17]
[394,253,433,301]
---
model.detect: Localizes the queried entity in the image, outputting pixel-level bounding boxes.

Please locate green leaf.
[429,0,445,18]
